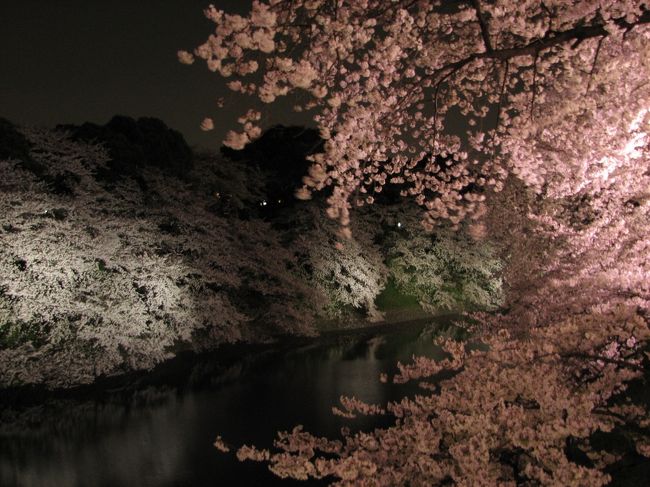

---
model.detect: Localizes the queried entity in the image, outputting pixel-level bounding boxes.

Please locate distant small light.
[397,222,402,228]
[278,199,282,204]
[260,200,267,206]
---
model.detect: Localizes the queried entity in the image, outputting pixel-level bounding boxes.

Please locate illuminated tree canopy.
[182,0,650,233]
[182,1,650,484]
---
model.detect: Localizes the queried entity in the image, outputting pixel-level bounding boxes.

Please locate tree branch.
[427,9,650,86]
[530,50,539,120]
[495,60,509,134]
[432,63,467,142]
[564,352,645,372]
[471,0,494,52]
[586,36,605,94]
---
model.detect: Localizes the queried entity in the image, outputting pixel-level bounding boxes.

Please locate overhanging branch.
[471,0,494,52]
[429,9,650,85]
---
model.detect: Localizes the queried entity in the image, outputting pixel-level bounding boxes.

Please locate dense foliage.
[181,0,650,484]
[231,317,649,486]
[0,124,501,388]
[0,127,316,387]
[59,115,194,178]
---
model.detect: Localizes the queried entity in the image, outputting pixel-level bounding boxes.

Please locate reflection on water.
[0,318,463,487]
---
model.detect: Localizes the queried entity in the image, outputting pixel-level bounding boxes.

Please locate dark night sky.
[0,0,308,149]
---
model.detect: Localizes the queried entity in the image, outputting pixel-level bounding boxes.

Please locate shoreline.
[0,313,460,406]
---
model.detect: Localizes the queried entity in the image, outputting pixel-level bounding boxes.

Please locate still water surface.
[0,318,461,487]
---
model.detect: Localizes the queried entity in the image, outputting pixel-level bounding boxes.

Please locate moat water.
[0,317,463,487]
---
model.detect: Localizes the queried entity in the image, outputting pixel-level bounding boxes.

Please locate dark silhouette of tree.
[222,125,325,212]
[59,115,193,181]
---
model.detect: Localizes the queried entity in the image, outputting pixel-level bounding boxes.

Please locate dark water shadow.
[0,317,462,487]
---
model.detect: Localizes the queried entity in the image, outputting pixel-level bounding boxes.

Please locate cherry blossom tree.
[186,1,650,483]
[271,197,505,323]
[181,0,650,233]
[0,127,320,388]
[0,122,510,388]
[225,311,649,486]
[181,0,650,343]
[381,205,503,313]
[292,204,389,322]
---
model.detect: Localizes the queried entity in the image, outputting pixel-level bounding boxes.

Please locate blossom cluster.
[183,0,650,236]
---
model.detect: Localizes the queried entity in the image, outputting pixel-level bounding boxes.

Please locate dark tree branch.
[540,2,553,33]
[471,0,494,52]
[586,36,605,94]
[563,352,645,372]
[433,64,466,142]
[530,50,539,120]
[495,60,509,134]
[428,10,650,84]
[491,10,650,60]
